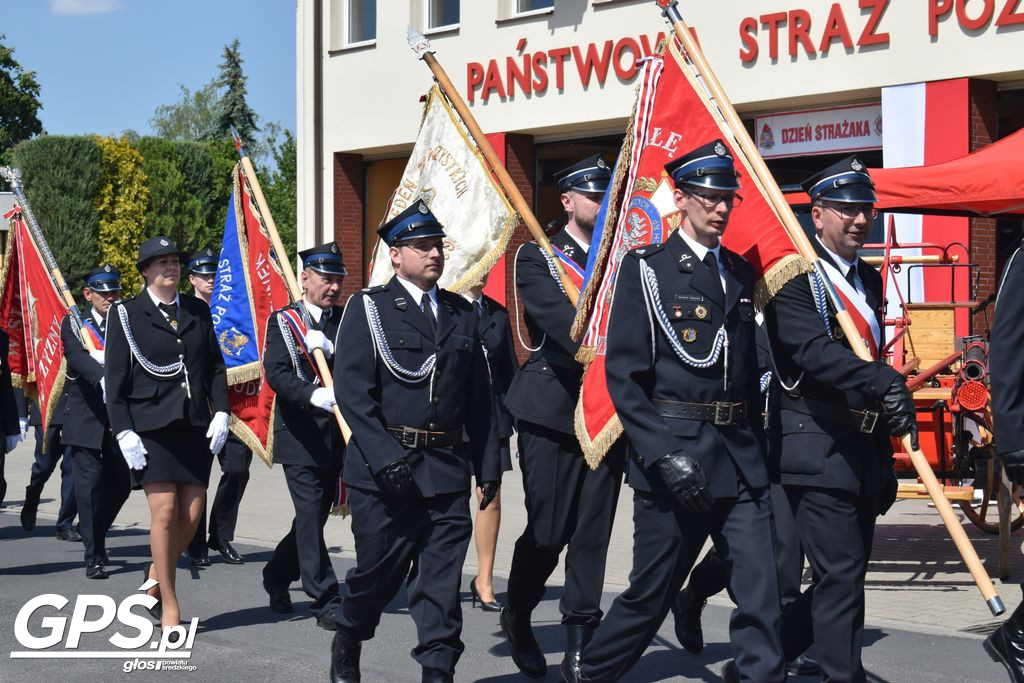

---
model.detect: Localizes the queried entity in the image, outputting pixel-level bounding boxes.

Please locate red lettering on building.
[572,41,613,88]
[996,0,1024,26]
[739,16,759,62]
[932,0,1022,35]
[819,3,854,53]
[858,0,891,46]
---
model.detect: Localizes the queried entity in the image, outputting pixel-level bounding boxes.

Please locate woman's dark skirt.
[130,421,213,490]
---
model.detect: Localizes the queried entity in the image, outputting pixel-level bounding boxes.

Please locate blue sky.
[1,0,296,138]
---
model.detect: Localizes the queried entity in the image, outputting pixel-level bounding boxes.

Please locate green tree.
[149,81,220,142]
[95,136,149,295]
[214,39,260,152]
[262,126,297,263]
[11,136,102,288]
[0,35,43,160]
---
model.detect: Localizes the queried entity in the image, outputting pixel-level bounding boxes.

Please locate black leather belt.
[780,394,879,434]
[386,426,462,449]
[653,399,748,426]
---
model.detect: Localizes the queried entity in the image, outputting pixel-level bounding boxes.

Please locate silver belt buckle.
[402,427,422,449]
[714,402,734,426]
[859,410,879,433]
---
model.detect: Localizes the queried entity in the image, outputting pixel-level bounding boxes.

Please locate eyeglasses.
[824,203,878,221]
[688,189,743,209]
[400,238,444,256]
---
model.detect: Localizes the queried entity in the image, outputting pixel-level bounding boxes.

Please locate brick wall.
[503,133,536,364]
[333,152,365,301]
[968,79,997,331]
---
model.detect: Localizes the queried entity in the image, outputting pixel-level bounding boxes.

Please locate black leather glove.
[878,466,899,515]
[378,458,415,497]
[1002,449,1024,486]
[880,378,920,451]
[479,481,500,510]
[656,451,714,513]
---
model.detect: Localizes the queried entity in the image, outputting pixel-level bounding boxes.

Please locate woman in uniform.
[104,236,230,633]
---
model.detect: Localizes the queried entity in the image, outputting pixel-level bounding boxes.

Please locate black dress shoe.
[786,653,822,676]
[330,633,361,683]
[56,526,82,542]
[86,559,108,579]
[421,667,453,683]
[721,659,740,683]
[263,579,294,614]
[188,552,210,568]
[672,586,707,654]
[500,606,547,679]
[97,551,110,567]
[209,539,244,564]
[560,624,593,683]
[985,589,1024,683]
[316,605,339,631]
[468,577,502,612]
[21,486,40,532]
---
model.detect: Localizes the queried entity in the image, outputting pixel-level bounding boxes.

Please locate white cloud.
[50,0,124,16]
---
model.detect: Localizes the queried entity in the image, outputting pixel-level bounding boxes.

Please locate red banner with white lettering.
[573,41,807,466]
[211,165,291,465]
[0,208,70,432]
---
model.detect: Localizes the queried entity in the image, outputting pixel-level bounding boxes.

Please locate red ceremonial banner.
[573,42,806,465]
[0,209,71,433]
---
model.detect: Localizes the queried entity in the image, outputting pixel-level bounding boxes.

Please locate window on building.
[427,0,459,29]
[517,0,553,13]
[349,0,376,44]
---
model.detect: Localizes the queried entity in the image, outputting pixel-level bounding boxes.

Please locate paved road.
[0,438,1018,680]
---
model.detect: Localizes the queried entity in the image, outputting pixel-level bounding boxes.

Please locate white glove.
[5,434,20,452]
[206,411,230,455]
[18,417,28,438]
[304,329,334,356]
[116,430,148,470]
[310,387,336,413]
[89,350,105,366]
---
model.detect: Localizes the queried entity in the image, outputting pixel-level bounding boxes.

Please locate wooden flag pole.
[407,27,579,306]
[234,145,352,443]
[656,0,1004,615]
[1,166,97,353]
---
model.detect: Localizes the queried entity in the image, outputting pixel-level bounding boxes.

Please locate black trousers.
[335,488,473,673]
[188,436,252,555]
[69,434,131,563]
[506,421,625,628]
[29,425,77,530]
[686,483,803,607]
[263,463,340,616]
[580,486,786,683]
[779,485,877,683]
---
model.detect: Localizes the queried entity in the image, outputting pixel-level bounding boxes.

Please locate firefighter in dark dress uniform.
[105,235,230,634]
[984,236,1024,682]
[501,155,626,680]
[185,248,251,567]
[329,200,502,683]
[570,140,785,683]
[764,157,919,683]
[60,264,131,579]
[261,243,346,629]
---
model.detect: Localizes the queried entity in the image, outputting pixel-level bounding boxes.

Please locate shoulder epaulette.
[360,284,388,294]
[632,243,665,259]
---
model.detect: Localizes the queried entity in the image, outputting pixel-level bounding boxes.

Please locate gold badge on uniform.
[694,304,708,320]
[681,328,697,343]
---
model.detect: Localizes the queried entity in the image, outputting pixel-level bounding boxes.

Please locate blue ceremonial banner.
[211,187,261,373]
[582,153,623,292]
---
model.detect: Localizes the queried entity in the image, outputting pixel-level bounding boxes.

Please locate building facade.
[296,0,1024,341]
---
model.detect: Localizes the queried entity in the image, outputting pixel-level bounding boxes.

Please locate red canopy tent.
[784,128,1024,217]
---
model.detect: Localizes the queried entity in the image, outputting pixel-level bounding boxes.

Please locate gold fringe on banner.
[755,254,811,310]
[228,398,276,468]
[575,394,624,470]
[226,362,263,386]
